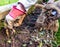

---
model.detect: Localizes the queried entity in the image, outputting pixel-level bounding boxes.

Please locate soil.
[0,7,41,47]
[0,7,57,47]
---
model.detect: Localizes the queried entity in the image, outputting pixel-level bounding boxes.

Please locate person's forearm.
[35,4,45,8]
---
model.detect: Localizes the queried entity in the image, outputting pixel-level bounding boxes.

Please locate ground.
[0,7,59,47]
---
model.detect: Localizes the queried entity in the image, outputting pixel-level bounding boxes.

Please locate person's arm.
[35,4,45,8]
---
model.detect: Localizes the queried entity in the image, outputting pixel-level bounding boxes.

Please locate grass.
[0,0,18,6]
[55,20,60,45]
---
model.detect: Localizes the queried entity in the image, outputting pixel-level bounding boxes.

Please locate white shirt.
[18,0,37,11]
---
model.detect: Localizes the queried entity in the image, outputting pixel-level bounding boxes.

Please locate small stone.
[23,44,27,47]
[30,41,33,44]
[7,39,11,43]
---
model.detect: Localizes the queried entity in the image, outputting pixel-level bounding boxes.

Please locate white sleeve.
[18,0,37,11]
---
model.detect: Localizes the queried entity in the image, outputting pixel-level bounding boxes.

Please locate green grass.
[55,20,60,45]
[0,0,18,6]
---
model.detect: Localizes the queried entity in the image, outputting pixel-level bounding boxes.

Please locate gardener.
[5,0,37,29]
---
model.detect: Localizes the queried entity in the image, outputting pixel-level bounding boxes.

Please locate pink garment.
[9,6,26,19]
[6,0,37,20]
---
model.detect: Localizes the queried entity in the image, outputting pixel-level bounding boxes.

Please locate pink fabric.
[9,6,26,19]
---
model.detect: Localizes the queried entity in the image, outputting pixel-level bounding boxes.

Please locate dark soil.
[0,7,42,47]
[0,7,56,47]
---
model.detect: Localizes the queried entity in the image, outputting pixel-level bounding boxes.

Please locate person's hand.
[45,4,56,9]
[45,4,60,13]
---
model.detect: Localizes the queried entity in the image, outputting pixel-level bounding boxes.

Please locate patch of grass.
[0,0,18,6]
[0,21,4,30]
[55,19,60,45]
